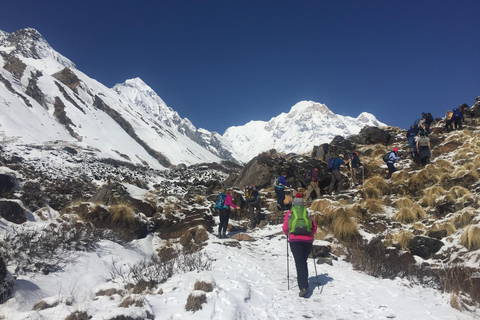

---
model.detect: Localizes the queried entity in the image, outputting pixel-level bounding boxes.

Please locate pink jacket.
[224,194,238,209]
[282,208,317,242]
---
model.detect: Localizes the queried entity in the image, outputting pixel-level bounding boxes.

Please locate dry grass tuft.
[119,295,144,308]
[392,230,414,249]
[452,209,475,228]
[390,170,410,184]
[421,186,445,207]
[431,221,456,236]
[194,195,205,204]
[185,291,207,312]
[393,208,418,223]
[361,198,385,214]
[445,186,471,204]
[393,197,414,209]
[193,280,214,292]
[460,224,480,251]
[332,212,359,242]
[407,167,441,194]
[109,203,136,225]
[310,199,335,212]
[432,159,454,171]
[364,176,389,195]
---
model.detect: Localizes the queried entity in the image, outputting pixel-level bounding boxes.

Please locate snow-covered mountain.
[1,28,386,167]
[223,101,386,162]
[0,28,223,169]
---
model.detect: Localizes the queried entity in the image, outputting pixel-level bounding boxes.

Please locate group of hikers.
[214,106,467,297]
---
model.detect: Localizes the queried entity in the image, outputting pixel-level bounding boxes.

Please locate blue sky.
[2,1,479,134]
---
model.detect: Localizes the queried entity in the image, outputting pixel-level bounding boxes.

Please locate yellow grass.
[420,186,445,207]
[109,203,136,225]
[364,176,389,194]
[452,209,475,228]
[392,230,414,249]
[332,212,359,241]
[361,198,385,214]
[431,221,456,236]
[310,199,336,212]
[393,207,422,223]
[431,159,454,171]
[460,224,480,251]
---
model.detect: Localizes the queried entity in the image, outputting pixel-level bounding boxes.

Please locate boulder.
[359,126,392,145]
[0,174,18,197]
[471,97,480,117]
[408,236,443,259]
[0,200,27,224]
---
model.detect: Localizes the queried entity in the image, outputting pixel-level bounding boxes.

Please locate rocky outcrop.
[0,200,27,224]
[226,152,331,191]
[408,236,444,259]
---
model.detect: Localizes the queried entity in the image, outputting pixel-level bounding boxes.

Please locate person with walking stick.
[282,193,317,297]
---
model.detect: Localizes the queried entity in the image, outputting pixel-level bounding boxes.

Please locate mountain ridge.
[1,27,386,167]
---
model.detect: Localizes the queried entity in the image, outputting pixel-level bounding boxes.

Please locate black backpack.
[244,186,256,202]
[383,152,391,163]
[327,158,335,171]
[426,112,434,124]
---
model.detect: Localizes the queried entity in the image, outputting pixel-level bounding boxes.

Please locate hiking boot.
[299,288,308,297]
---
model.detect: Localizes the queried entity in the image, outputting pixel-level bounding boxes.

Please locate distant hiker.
[386,147,403,179]
[444,110,453,132]
[282,193,317,298]
[406,125,420,158]
[348,151,363,186]
[275,172,291,210]
[245,185,261,229]
[305,167,321,200]
[217,188,238,238]
[416,131,431,166]
[328,154,351,195]
[422,112,434,134]
[452,108,465,130]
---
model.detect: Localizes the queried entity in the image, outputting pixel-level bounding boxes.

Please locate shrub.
[185,291,207,312]
[310,199,335,212]
[360,198,384,214]
[193,280,214,292]
[64,311,89,320]
[364,176,389,196]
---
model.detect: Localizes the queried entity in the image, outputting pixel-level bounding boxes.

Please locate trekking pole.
[311,246,319,287]
[286,234,290,290]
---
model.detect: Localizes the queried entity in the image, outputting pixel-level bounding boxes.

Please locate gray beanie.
[292,197,305,206]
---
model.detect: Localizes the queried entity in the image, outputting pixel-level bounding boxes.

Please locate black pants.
[289,241,312,291]
[453,118,462,130]
[248,198,261,228]
[386,162,397,179]
[218,208,230,235]
[275,186,285,210]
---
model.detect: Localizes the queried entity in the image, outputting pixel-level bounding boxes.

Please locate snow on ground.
[2,222,478,320]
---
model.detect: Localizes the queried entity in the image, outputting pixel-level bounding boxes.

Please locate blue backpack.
[304,170,312,183]
[327,158,335,172]
[215,193,227,210]
[452,108,461,119]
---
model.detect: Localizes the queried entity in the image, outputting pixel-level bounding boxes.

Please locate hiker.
[275,172,291,210]
[452,108,465,130]
[444,110,453,132]
[245,185,261,229]
[328,154,351,195]
[423,112,434,134]
[416,131,431,166]
[386,147,403,179]
[282,193,317,298]
[406,125,420,158]
[305,167,321,200]
[348,151,363,186]
[218,188,239,238]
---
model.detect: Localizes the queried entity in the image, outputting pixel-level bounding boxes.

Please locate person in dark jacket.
[416,131,431,166]
[328,154,350,194]
[452,108,465,130]
[305,167,320,200]
[386,147,403,179]
[247,185,261,228]
[406,125,420,158]
[348,151,363,186]
[275,172,291,210]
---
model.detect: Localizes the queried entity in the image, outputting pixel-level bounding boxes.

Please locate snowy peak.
[0,28,75,70]
[223,100,386,162]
